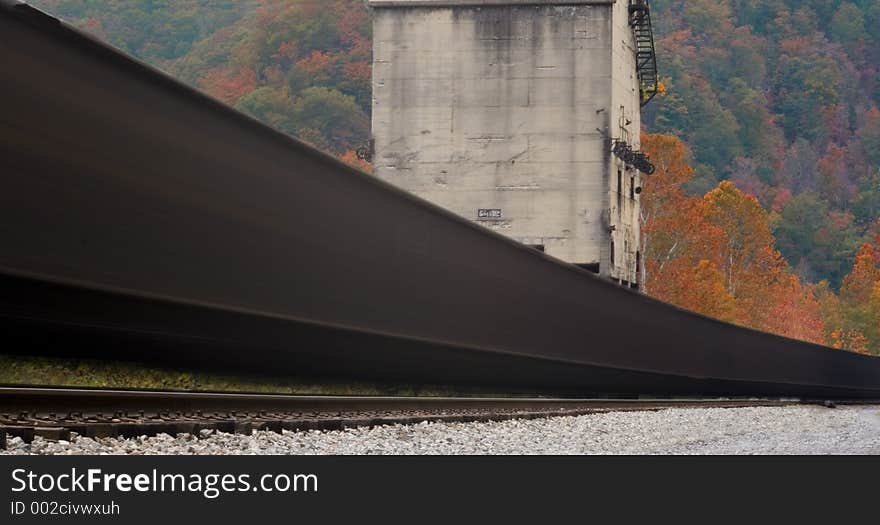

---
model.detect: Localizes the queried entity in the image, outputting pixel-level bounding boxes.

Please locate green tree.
[235,87,298,136]
[857,107,880,168]
[774,193,863,287]
[291,87,369,154]
[830,3,867,57]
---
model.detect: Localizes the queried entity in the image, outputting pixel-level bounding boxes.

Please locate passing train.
[2,1,880,399]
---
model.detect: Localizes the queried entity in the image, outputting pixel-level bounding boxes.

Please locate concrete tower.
[368,0,658,287]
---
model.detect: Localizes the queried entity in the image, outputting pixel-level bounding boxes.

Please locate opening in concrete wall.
[636,251,641,286]
[575,263,601,274]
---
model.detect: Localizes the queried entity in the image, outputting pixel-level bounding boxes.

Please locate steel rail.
[5,386,869,448]
[0,386,840,414]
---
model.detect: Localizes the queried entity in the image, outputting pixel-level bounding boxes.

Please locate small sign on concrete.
[478,209,503,220]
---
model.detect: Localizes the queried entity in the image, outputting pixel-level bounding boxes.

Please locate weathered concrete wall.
[608,0,642,285]
[370,0,641,282]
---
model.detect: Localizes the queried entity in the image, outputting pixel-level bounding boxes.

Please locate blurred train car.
[1,2,880,398]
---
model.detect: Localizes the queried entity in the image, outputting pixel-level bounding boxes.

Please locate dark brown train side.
[2,2,879,398]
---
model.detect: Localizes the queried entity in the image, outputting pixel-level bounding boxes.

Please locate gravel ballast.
[3,405,879,455]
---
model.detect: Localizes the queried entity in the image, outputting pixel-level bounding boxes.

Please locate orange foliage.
[343,62,371,82]
[339,150,372,173]
[769,187,792,213]
[336,5,370,51]
[654,259,741,324]
[821,242,880,354]
[272,41,298,62]
[758,272,826,344]
[817,144,855,206]
[830,329,870,354]
[841,243,880,304]
[296,51,335,76]
[198,66,258,105]
[701,181,774,295]
[642,134,724,299]
[641,133,827,345]
[656,80,667,97]
[640,134,721,290]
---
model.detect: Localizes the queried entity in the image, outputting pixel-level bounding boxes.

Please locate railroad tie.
[33,427,71,442]
[2,426,35,444]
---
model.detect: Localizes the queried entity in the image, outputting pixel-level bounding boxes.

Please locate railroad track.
[1,387,866,449]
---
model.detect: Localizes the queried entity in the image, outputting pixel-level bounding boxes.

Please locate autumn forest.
[28,0,880,355]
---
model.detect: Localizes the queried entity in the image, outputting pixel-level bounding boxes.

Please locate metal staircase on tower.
[629,0,659,107]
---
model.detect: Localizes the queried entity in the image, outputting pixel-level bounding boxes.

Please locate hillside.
[647,0,880,288]
[30,0,373,164]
